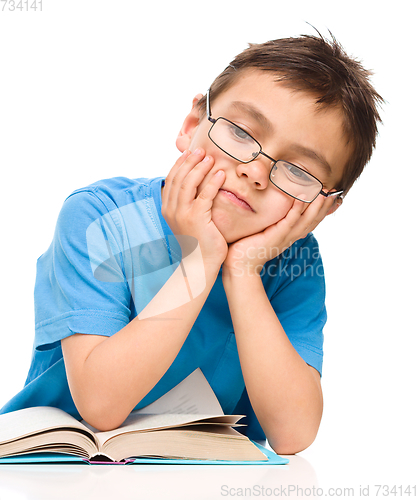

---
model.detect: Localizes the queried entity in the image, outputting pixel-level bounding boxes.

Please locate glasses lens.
[270,161,322,202]
[209,118,260,163]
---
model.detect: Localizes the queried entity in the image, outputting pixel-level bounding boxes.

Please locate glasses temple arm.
[206,89,216,124]
[320,189,345,198]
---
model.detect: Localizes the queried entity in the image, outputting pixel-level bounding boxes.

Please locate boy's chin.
[214,223,240,245]
[212,217,253,245]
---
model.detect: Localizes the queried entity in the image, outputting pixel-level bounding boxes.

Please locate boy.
[0,34,382,454]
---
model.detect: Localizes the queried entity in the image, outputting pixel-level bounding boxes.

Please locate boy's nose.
[236,158,270,189]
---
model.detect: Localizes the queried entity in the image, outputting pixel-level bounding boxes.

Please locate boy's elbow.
[270,437,314,456]
[269,430,318,456]
[76,400,129,432]
[84,414,125,432]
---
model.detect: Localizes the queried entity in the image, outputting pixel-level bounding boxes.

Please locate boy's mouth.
[219,189,255,212]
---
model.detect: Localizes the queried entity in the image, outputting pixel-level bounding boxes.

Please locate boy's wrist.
[221,263,263,284]
[199,248,227,274]
[202,257,224,281]
[222,267,265,309]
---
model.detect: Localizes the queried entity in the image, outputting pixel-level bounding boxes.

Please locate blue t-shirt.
[0,176,326,440]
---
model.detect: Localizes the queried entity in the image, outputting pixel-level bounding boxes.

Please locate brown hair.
[197,33,384,195]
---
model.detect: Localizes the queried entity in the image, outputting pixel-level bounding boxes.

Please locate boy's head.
[198,34,383,195]
[175,34,383,243]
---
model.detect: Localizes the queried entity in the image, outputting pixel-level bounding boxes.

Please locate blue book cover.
[0,442,288,465]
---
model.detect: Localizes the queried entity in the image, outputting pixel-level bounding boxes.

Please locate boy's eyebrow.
[289,144,332,177]
[229,101,274,133]
[229,100,332,177]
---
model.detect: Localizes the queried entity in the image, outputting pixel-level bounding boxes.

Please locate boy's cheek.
[188,124,213,154]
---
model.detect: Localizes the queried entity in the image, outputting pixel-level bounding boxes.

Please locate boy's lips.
[219,189,255,212]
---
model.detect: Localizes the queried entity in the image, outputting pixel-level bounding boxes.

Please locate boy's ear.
[326,196,343,216]
[175,94,204,153]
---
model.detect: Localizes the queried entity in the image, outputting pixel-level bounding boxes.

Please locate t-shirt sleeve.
[34,190,133,351]
[268,233,326,376]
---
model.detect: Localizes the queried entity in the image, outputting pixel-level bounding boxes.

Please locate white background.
[0,0,418,496]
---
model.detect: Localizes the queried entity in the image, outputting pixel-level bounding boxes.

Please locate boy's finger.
[278,194,323,241]
[299,194,332,234]
[310,194,336,227]
[162,150,190,205]
[176,155,218,201]
[165,150,190,183]
[164,149,206,212]
[168,154,216,214]
[194,170,225,211]
[280,197,306,229]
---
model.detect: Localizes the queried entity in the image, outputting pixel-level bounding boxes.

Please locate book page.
[103,425,267,462]
[81,369,244,449]
[81,368,224,436]
[0,407,97,446]
[85,369,241,448]
[136,369,224,415]
[94,413,243,448]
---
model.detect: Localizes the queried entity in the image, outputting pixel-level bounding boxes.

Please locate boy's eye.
[284,163,313,184]
[228,124,253,142]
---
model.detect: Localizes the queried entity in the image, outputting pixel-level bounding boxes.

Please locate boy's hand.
[162,149,227,268]
[222,193,341,278]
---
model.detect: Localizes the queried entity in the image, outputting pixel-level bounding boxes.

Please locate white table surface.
[0,441,417,500]
[0,454,318,500]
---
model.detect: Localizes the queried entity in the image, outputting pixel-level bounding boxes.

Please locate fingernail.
[193,148,202,155]
[215,170,224,177]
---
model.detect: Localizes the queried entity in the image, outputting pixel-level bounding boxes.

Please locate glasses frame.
[205,89,344,203]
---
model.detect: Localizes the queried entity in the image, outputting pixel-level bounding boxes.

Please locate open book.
[0,370,286,464]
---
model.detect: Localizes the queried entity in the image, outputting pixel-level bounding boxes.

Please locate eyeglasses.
[206,89,344,203]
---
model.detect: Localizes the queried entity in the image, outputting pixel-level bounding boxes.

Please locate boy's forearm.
[70,258,220,431]
[222,271,323,455]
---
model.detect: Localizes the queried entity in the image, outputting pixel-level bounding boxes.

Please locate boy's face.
[176,70,352,244]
